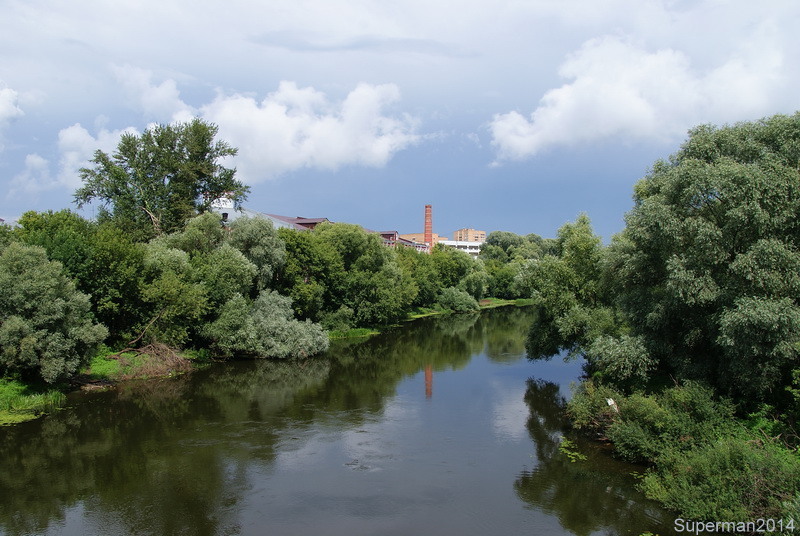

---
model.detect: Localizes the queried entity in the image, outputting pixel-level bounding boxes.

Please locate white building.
[437,240,482,258]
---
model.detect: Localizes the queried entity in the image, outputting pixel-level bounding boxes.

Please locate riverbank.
[1,297,535,425]
[0,344,204,425]
[329,298,534,338]
[567,380,800,525]
[0,379,66,425]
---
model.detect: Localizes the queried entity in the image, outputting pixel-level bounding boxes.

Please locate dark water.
[0,307,674,536]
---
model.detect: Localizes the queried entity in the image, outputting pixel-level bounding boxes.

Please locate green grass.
[0,378,66,425]
[85,352,139,380]
[478,297,534,308]
[328,327,380,340]
[406,305,445,320]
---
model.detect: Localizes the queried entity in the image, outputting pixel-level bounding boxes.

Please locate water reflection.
[515,377,673,535]
[0,307,671,536]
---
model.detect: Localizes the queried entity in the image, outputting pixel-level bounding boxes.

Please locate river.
[0,307,673,536]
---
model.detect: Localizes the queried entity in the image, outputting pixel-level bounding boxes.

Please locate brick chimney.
[424,204,432,250]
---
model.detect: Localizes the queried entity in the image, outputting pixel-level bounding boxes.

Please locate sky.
[1,1,799,241]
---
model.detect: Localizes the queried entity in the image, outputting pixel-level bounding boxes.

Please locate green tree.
[15,210,95,284]
[395,245,442,307]
[313,223,416,325]
[608,112,800,403]
[15,211,149,345]
[228,216,286,290]
[84,224,147,343]
[139,242,208,346]
[518,215,617,360]
[0,243,107,383]
[75,118,248,240]
[431,243,473,288]
[192,244,258,308]
[276,227,342,320]
[202,291,328,359]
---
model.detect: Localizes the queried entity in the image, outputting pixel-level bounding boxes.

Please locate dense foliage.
[517,112,800,524]
[0,243,107,383]
[75,118,249,240]
[609,113,800,405]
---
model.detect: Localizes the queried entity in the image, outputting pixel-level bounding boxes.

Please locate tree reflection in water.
[514,377,673,536]
[0,360,332,536]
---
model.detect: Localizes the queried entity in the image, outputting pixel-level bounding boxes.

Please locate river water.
[0,307,674,536]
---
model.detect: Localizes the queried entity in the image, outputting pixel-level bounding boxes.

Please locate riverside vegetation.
[0,118,540,424]
[4,112,798,528]
[521,112,800,527]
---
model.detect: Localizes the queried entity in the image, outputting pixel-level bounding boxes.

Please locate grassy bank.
[84,344,202,382]
[328,327,381,340]
[0,378,66,425]
[568,380,800,524]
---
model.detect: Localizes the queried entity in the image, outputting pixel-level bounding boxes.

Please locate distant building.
[210,197,425,252]
[377,230,429,252]
[452,228,486,242]
[210,197,329,230]
[438,240,482,259]
[398,232,447,247]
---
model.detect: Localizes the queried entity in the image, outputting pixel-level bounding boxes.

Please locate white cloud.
[10,123,137,197]
[201,81,420,182]
[0,86,25,151]
[9,154,52,196]
[490,28,792,161]
[56,123,138,189]
[0,87,24,125]
[112,65,195,122]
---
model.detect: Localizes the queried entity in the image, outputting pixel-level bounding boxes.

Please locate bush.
[568,380,800,522]
[0,243,107,383]
[320,305,354,332]
[437,287,479,313]
[641,435,800,521]
[203,291,329,359]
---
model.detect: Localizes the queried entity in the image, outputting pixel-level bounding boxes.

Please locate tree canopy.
[75,118,249,239]
[0,243,107,383]
[609,112,800,402]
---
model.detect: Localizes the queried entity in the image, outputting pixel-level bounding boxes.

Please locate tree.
[0,243,107,383]
[14,211,149,344]
[312,223,416,325]
[75,118,249,240]
[608,112,800,403]
[276,227,343,320]
[517,215,620,361]
[228,216,286,290]
[15,210,95,285]
[139,242,208,347]
[202,291,329,359]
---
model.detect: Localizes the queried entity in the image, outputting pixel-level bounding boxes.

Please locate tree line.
[517,112,800,523]
[0,118,543,386]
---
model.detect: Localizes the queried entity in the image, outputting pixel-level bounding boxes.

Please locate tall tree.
[75,118,248,240]
[609,112,800,402]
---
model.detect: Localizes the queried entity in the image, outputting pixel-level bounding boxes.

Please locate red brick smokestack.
[424,204,432,250]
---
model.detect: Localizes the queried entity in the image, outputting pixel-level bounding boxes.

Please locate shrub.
[0,243,107,383]
[569,380,800,522]
[203,291,329,359]
[320,305,355,332]
[437,287,479,313]
[641,435,800,521]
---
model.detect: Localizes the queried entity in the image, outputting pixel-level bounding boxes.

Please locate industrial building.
[451,228,486,242]
[211,198,483,257]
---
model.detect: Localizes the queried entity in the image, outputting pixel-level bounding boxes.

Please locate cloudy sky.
[2,1,799,240]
